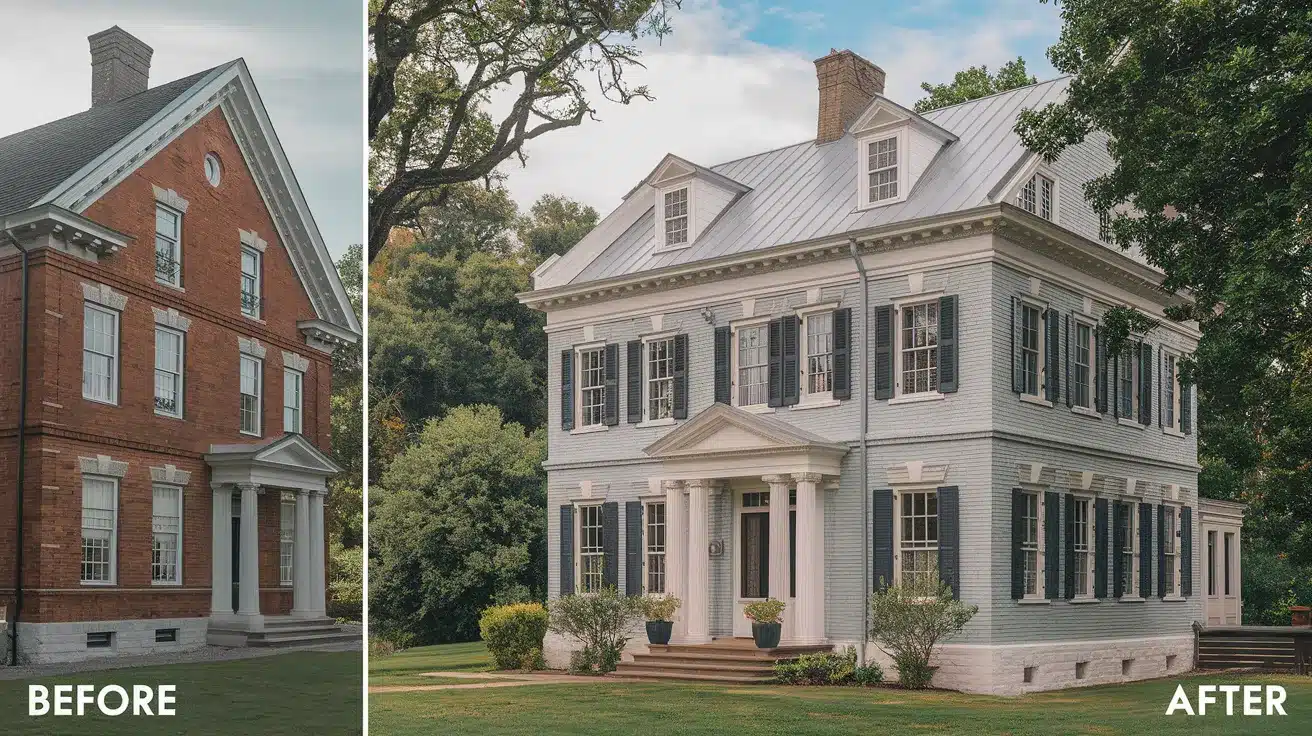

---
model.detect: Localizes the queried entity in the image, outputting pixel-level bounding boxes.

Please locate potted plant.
[743,598,786,649]
[642,594,681,645]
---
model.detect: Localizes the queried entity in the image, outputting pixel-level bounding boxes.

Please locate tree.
[868,572,977,689]
[369,405,546,646]
[330,245,364,550]
[913,57,1036,113]
[368,0,680,261]
[517,193,599,263]
[1013,0,1312,563]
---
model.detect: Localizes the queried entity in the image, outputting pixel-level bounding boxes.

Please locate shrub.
[774,646,857,685]
[853,662,884,686]
[743,598,786,624]
[479,602,549,670]
[868,571,978,690]
[549,587,644,674]
[368,637,397,658]
[641,594,681,621]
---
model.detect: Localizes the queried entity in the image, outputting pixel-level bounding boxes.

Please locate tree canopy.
[913,57,1037,113]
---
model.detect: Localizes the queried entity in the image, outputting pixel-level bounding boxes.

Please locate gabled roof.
[558,77,1071,286]
[206,433,343,493]
[624,153,751,200]
[848,94,958,144]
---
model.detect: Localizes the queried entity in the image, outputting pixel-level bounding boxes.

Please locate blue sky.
[502,0,1064,215]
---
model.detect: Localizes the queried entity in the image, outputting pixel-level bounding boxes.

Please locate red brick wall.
[0,107,329,624]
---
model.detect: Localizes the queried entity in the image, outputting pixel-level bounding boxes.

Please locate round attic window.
[204,153,222,187]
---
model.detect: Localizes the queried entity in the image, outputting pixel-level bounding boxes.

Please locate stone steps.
[207,616,357,648]
[610,638,832,684]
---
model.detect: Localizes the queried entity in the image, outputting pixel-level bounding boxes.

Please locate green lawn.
[369,641,494,686]
[4,651,361,736]
[369,643,1312,735]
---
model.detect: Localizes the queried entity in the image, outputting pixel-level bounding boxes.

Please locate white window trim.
[1162,349,1185,436]
[894,298,944,400]
[798,305,836,404]
[642,499,667,596]
[574,342,608,430]
[154,204,183,288]
[891,485,940,588]
[654,184,694,252]
[283,367,304,433]
[150,483,183,586]
[1017,297,1047,400]
[82,303,120,406]
[1162,503,1183,599]
[1015,168,1060,223]
[573,501,605,594]
[154,326,185,419]
[1019,488,1046,600]
[1115,341,1142,423]
[856,127,909,210]
[80,475,119,586]
[1070,494,1097,600]
[241,245,263,321]
[280,498,295,587]
[239,355,263,437]
[1116,499,1140,599]
[1070,316,1099,414]
[641,333,677,423]
[730,317,772,410]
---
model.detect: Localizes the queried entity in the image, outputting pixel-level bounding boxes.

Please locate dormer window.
[867,136,899,203]
[856,127,911,209]
[663,187,689,246]
[1018,173,1055,221]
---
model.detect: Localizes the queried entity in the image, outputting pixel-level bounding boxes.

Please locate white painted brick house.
[519,49,1215,695]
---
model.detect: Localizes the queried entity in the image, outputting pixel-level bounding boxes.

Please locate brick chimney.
[814,49,885,144]
[88,26,153,108]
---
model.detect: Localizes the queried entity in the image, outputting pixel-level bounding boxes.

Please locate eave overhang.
[1,203,134,256]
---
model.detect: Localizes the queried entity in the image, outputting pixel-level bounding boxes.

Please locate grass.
[369,643,1312,735]
[369,641,496,687]
[4,651,361,736]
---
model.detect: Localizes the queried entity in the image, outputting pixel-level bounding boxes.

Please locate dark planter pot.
[646,620,674,645]
[751,621,782,649]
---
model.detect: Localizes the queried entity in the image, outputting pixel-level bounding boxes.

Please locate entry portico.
[204,434,342,642]
[643,404,848,645]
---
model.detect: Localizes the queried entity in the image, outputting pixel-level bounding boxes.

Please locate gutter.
[3,229,30,666]
[848,238,870,666]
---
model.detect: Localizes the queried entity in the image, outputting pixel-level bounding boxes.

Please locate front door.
[1203,525,1241,625]
[732,489,795,637]
[231,516,241,612]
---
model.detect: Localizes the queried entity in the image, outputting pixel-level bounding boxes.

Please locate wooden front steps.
[1197,626,1312,673]
[609,638,833,684]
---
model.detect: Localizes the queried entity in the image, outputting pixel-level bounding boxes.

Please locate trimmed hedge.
[479,602,548,670]
[773,646,882,686]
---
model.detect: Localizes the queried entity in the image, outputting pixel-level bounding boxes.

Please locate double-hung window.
[283,369,304,433]
[645,501,666,594]
[1021,492,1041,597]
[1164,352,1181,432]
[577,505,604,593]
[1163,505,1179,596]
[1019,303,1041,396]
[577,347,605,428]
[1072,320,1095,409]
[663,187,689,247]
[154,327,184,417]
[1118,348,1136,418]
[1018,173,1054,220]
[736,324,769,407]
[898,301,939,395]
[866,136,899,203]
[1117,502,1137,596]
[240,355,262,436]
[645,338,674,421]
[155,205,182,287]
[81,477,118,584]
[898,490,939,588]
[280,498,295,586]
[804,311,834,397]
[83,304,119,404]
[1071,497,1094,597]
[241,247,262,319]
[151,485,181,585]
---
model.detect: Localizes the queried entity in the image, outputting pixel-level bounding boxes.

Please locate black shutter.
[782,315,800,406]
[1111,345,1121,419]
[560,505,574,595]
[602,343,619,426]
[1045,491,1061,599]
[873,489,894,590]
[626,341,642,424]
[873,305,894,399]
[938,295,958,393]
[1011,488,1025,600]
[937,486,960,599]
[1094,327,1108,414]
[714,326,731,404]
[1157,503,1167,598]
[1064,315,1072,408]
[767,318,783,407]
[602,501,619,588]
[832,308,852,400]
[1011,297,1022,393]
[1094,497,1109,598]
[1064,494,1076,599]
[625,501,643,596]
[560,350,574,431]
[673,333,689,419]
[1182,382,1193,434]
[1139,502,1153,598]
[1157,349,1164,428]
[1112,502,1125,598]
[1181,506,1193,596]
[1045,309,1059,403]
[1139,342,1152,426]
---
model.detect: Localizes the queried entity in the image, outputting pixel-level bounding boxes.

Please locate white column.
[309,490,327,616]
[210,484,233,615]
[763,474,793,641]
[291,489,314,617]
[662,480,687,642]
[793,472,826,644]
[684,478,711,643]
[236,482,263,625]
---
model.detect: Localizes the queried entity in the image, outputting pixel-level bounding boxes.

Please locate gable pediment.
[644,403,845,458]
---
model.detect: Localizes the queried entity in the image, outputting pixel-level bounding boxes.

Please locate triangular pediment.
[643,403,845,458]
[849,95,958,143]
[253,434,342,473]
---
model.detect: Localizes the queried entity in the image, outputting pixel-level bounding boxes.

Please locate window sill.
[239,430,262,438]
[570,424,609,435]
[81,581,116,587]
[241,312,266,324]
[156,280,186,293]
[1068,597,1101,605]
[1117,596,1146,603]
[154,410,183,421]
[1019,394,1053,408]
[1162,427,1186,438]
[1070,405,1102,420]
[1018,598,1051,606]
[888,392,944,406]
[634,418,676,429]
[151,580,182,587]
[791,398,841,411]
[83,396,119,407]
[1117,418,1146,429]
[737,405,776,414]
[1162,595,1186,602]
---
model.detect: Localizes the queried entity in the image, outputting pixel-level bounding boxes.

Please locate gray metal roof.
[571,77,1070,284]
[0,64,228,216]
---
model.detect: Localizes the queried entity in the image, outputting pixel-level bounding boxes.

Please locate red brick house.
[0,27,360,664]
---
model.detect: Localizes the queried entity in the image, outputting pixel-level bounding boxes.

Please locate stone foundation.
[14,617,208,664]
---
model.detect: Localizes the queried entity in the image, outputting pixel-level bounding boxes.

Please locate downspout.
[848,238,870,665]
[4,229,29,666]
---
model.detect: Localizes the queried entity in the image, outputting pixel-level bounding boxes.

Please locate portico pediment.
[206,434,342,492]
[643,404,848,478]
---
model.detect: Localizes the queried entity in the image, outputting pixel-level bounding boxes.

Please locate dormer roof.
[624,153,751,201]
[848,94,959,145]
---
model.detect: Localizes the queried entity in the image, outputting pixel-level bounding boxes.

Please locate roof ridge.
[920,75,1071,118]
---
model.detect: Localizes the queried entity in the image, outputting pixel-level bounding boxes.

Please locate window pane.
[899,302,939,395]
[737,326,768,406]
